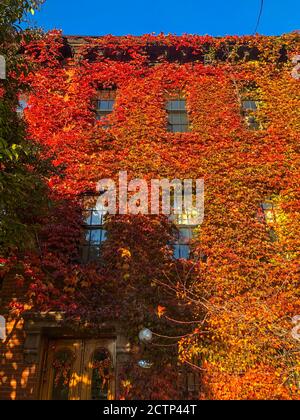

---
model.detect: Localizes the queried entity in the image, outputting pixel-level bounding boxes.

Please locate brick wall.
[0,275,40,400]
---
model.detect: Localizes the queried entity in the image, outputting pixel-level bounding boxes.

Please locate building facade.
[0,33,300,400]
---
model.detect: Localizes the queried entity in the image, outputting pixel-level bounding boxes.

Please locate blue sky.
[27,0,300,36]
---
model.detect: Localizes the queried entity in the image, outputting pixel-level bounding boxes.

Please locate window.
[260,200,278,242]
[82,195,107,263]
[242,100,257,111]
[96,89,116,121]
[241,99,260,129]
[261,201,277,225]
[166,98,189,133]
[170,195,199,260]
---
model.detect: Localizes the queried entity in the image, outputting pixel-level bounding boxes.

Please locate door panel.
[81,339,116,400]
[41,338,115,400]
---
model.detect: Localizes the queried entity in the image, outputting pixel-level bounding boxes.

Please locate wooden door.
[40,338,115,400]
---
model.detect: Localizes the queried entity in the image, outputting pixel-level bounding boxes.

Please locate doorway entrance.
[40,338,116,400]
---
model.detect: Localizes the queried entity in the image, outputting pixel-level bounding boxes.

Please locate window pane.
[96,90,116,123]
[168,113,180,124]
[166,100,174,111]
[166,100,186,111]
[242,100,257,111]
[82,195,108,263]
[98,100,114,111]
[84,205,106,226]
[174,244,190,259]
[82,245,100,263]
[90,229,106,244]
[84,210,92,225]
[108,100,114,110]
[89,229,107,245]
[178,227,193,242]
[90,229,101,244]
[178,100,187,110]
[175,208,200,225]
[262,202,274,210]
[261,201,277,225]
[91,210,104,225]
[17,99,28,114]
[173,244,180,259]
[91,350,111,400]
[179,113,188,124]
[51,350,74,401]
[85,229,91,242]
[264,210,276,224]
[168,112,188,124]
[173,124,189,133]
[88,246,100,261]
[83,229,107,263]
[97,111,109,118]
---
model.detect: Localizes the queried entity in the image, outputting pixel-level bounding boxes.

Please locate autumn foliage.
[1,31,300,399]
